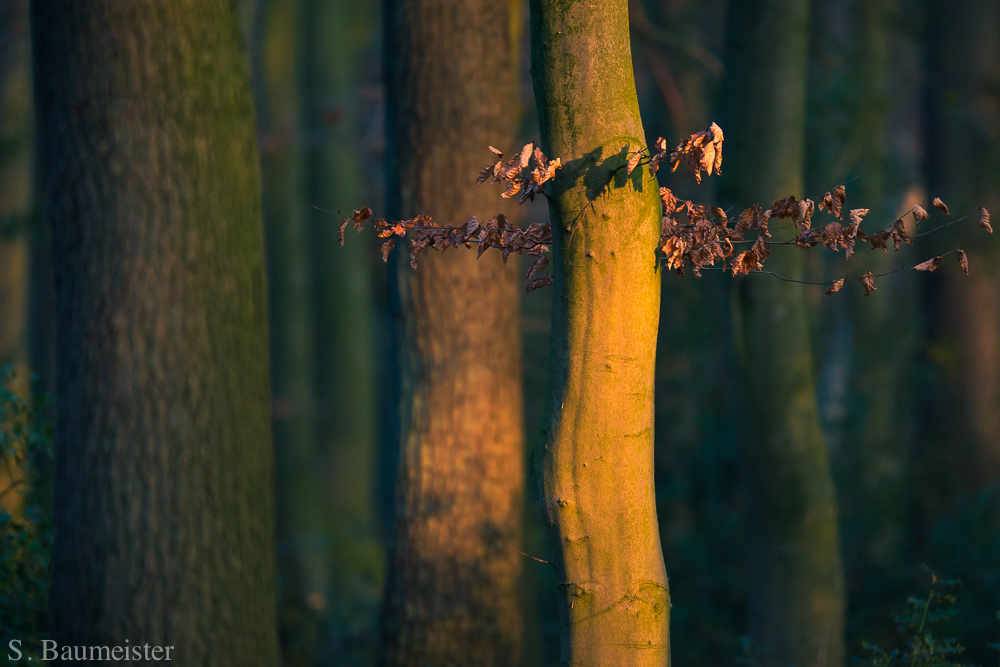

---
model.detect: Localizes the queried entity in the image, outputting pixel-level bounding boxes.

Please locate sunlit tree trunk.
[379,0,525,664]
[530,1,669,664]
[299,0,384,661]
[722,0,845,665]
[31,3,279,664]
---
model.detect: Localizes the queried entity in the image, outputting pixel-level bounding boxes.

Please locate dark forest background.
[3,0,1000,665]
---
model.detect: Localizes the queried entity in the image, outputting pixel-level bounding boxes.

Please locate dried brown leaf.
[825,278,845,295]
[859,270,877,296]
[525,273,554,292]
[519,143,534,168]
[932,197,950,216]
[380,238,396,262]
[752,236,770,263]
[911,204,930,226]
[848,208,868,234]
[731,250,761,276]
[819,185,847,219]
[339,218,350,247]
[980,207,993,234]
[501,181,522,199]
[661,187,678,213]
[627,151,643,175]
[913,256,942,272]
[957,249,969,275]
[525,255,550,281]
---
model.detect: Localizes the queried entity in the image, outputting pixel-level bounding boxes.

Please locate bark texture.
[530,1,669,665]
[300,0,384,661]
[31,3,279,664]
[379,0,525,664]
[723,1,845,665]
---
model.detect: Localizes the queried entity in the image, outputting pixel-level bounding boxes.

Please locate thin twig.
[701,264,908,286]
[516,549,555,568]
[627,0,724,77]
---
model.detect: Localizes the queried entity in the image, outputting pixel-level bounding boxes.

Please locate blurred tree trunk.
[379,0,525,664]
[722,0,845,665]
[632,2,747,663]
[807,0,922,646]
[0,0,31,519]
[252,1,326,662]
[299,0,384,662]
[0,0,30,369]
[924,0,1000,490]
[31,3,279,664]
[530,0,669,665]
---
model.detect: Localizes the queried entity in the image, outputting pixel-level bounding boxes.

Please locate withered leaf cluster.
[628,122,725,184]
[658,187,741,277]
[477,143,562,204]
[340,206,554,292]
[339,123,992,297]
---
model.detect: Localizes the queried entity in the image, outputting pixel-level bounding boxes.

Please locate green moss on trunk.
[530,1,670,665]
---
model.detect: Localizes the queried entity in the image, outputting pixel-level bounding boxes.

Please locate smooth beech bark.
[530,1,670,665]
[723,1,845,666]
[379,0,525,664]
[31,2,279,664]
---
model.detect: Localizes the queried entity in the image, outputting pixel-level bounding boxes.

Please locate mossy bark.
[299,0,383,661]
[723,1,845,665]
[379,0,525,664]
[530,1,669,665]
[31,2,279,664]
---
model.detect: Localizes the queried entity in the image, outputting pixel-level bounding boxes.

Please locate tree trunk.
[253,1,327,662]
[0,0,30,369]
[722,1,845,665]
[924,0,1000,489]
[299,0,384,661]
[379,0,525,664]
[530,1,670,665]
[807,0,922,647]
[31,3,280,664]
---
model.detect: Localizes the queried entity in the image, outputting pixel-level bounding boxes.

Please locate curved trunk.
[379,0,525,664]
[723,1,845,665]
[31,3,279,664]
[530,1,669,665]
